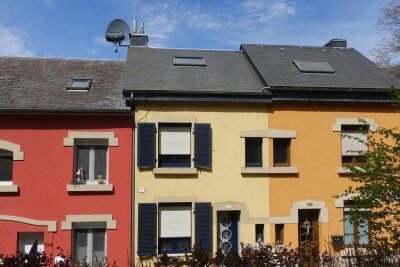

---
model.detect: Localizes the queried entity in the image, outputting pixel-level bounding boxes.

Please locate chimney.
[130,20,148,46]
[324,38,347,48]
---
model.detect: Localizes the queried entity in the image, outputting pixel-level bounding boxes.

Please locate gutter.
[130,100,136,265]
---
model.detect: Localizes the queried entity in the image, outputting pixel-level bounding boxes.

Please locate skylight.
[67,78,92,91]
[173,57,206,66]
[293,60,335,73]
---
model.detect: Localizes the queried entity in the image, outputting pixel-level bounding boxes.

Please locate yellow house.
[122,33,399,262]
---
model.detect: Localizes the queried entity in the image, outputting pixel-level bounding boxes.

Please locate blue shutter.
[195,202,212,253]
[138,203,157,256]
[137,123,156,168]
[194,123,211,168]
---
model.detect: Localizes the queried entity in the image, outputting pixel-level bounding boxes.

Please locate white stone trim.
[155,116,197,125]
[240,129,296,138]
[61,214,116,230]
[63,132,118,146]
[154,168,197,175]
[0,140,24,160]
[66,184,114,192]
[334,194,359,208]
[269,200,328,224]
[332,118,378,132]
[0,215,57,232]
[0,185,19,193]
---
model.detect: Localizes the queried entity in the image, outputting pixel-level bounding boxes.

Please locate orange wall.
[267,102,399,247]
[0,114,132,264]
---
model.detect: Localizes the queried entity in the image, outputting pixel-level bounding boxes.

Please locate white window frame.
[74,145,109,183]
[73,227,107,264]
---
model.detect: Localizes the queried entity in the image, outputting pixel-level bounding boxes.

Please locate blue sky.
[0,0,392,60]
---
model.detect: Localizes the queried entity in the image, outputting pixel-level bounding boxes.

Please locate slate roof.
[241,44,400,90]
[121,47,264,94]
[0,57,129,112]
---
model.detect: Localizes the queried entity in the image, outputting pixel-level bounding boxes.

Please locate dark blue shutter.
[195,202,212,253]
[194,123,211,168]
[137,123,156,168]
[138,203,157,256]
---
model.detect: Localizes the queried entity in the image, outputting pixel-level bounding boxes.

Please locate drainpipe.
[130,99,136,265]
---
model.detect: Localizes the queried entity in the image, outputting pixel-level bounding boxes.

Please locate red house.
[0,57,132,264]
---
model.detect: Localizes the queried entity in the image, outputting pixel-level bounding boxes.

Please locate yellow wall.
[267,102,399,251]
[134,102,270,258]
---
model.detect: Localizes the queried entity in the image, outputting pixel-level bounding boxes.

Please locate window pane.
[0,155,13,181]
[159,126,191,155]
[344,212,354,245]
[94,147,107,180]
[159,205,191,238]
[74,230,88,263]
[245,138,262,167]
[76,147,90,180]
[358,220,368,245]
[92,229,106,261]
[273,139,290,165]
[176,238,191,251]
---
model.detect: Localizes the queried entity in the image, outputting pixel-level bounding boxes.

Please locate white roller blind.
[159,126,191,155]
[159,206,191,238]
[342,131,368,156]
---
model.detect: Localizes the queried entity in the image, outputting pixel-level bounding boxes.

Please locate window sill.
[241,167,298,174]
[153,168,197,175]
[66,183,114,192]
[0,184,19,193]
[338,166,364,174]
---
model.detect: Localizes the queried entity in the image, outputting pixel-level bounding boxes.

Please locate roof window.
[293,60,335,73]
[173,57,206,66]
[67,78,92,91]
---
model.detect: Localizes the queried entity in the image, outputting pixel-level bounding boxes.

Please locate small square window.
[273,139,291,167]
[73,229,106,264]
[67,78,92,91]
[158,124,191,168]
[74,145,108,183]
[245,138,262,167]
[158,204,192,254]
[0,149,13,183]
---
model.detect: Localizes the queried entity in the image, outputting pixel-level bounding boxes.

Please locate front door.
[217,211,240,253]
[298,209,320,252]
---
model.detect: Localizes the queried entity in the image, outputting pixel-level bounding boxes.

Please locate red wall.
[0,114,132,264]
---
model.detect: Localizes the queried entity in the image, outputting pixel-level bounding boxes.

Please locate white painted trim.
[334,194,359,208]
[240,129,296,138]
[332,118,378,132]
[269,200,328,224]
[0,215,57,232]
[66,184,114,192]
[0,140,24,160]
[61,214,116,230]
[63,132,118,146]
[155,116,197,125]
[154,168,197,175]
[0,184,19,193]
[338,166,364,174]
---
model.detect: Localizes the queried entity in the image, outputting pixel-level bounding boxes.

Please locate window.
[67,78,92,91]
[74,143,108,183]
[0,149,13,183]
[255,224,264,243]
[245,138,262,167]
[18,232,44,253]
[73,229,106,264]
[341,125,368,166]
[173,57,206,66]
[344,202,368,245]
[275,224,284,245]
[158,124,191,168]
[273,139,291,167]
[158,204,191,253]
[293,60,335,73]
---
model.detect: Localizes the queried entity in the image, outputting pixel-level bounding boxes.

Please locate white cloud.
[93,36,109,46]
[0,25,35,57]
[242,0,296,23]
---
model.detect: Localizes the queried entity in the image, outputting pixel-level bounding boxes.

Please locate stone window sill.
[0,184,19,193]
[66,183,114,192]
[241,167,299,174]
[337,166,364,174]
[153,168,197,175]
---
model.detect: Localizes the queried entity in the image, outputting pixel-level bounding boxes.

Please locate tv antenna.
[105,19,130,53]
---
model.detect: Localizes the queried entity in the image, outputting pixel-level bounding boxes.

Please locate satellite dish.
[105,19,130,44]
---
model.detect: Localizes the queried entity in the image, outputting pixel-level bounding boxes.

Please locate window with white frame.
[0,149,13,183]
[18,232,44,253]
[74,139,108,183]
[343,201,369,245]
[158,124,191,168]
[73,228,106,264]
[341,125,368,166]
[158,204,192,253]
